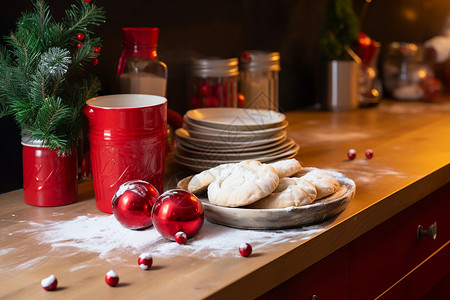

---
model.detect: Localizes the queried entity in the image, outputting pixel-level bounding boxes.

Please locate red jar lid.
[122,27,159,47]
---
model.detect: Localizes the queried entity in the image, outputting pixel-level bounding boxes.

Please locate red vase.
[22,138,78,207]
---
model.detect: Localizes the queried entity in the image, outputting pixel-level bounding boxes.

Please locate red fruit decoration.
[138,253,153,270]
[239,243,252,257]
[199,81,212,97]
[151,189,204,241]
[41,275,58,291]
[357,32,377,69]
[189,94,203,108]
[175,231,188,245]
[84,0,92,2]
[77,33,85,41]
[205,95,220,107]
[365,149,374,159]
[93,46,101,54]
[419,75,442,101]
[105,270,119,287]
[111,180,160,230]
[77,43,83,48]
[347,149,357,160]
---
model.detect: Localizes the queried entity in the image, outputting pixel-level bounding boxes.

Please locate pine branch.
[63,1,106,36]
[0,0,105,155]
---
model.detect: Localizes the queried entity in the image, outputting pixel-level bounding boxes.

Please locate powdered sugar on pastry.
[187,163,236,195]
[247,177,317,209]
[269,158,302,178]
[296,168,340,199]
[208,160,279,207]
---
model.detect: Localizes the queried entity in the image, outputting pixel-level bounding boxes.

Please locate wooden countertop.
[1,99,450,299]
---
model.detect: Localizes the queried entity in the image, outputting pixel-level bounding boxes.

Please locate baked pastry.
[296,168,340,199]
[269,158,302,178]
[187,163,236,195]
[207,160,279,207]
[247,177,317,209]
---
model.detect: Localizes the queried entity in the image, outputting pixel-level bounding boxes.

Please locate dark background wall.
[1,0,449,192]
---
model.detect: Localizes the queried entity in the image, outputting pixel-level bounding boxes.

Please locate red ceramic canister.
[83,94,167,213]
[22,137,78,207]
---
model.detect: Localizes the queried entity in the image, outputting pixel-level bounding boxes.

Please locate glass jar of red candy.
[188,57,239,108]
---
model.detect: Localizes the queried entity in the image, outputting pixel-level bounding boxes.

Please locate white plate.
[177,170,355,229]
[176,134,288,153]
[174,144,300,172]
[183,116,289,136]
[175,128,286,149]
[185,108,286,130]
[175,139,297,161]
[184,124,286,142]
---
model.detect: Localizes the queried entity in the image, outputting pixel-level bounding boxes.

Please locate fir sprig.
[0,0,105,154]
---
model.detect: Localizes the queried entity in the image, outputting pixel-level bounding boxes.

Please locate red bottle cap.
[122,27,159,47]
[118,27,160,75]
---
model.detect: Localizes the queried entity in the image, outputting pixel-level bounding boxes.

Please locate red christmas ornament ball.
[105,270,119,287]
[84,0,92,2]
[77,42,83,48]
[93,46,101,54]
[77,33,85,41]
[41,275,58,291]
[111,180,160,230]
[91,58,99,66]
[151,189,204,241]
[365,149,374,159]
[138,253,153,270]
[347,149,357,160]
[239,243,252,257]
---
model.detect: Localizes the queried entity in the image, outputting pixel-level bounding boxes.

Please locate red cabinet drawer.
[260,245,349,300]
[349,184,450,300]
[376,240,450,300]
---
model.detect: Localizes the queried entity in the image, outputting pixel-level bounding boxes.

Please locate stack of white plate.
[174,107,299,172]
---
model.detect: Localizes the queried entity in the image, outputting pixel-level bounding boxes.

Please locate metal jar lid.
[189,57,239,78]
[239,51,281,72]
[21,134,44,147]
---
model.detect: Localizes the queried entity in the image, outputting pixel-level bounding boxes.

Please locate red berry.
[365,149,374,159]
[241,51,251,62]
[91,58,99,66]
[205,96,220,107]
[138,253,153,270]
[84,0,92,2]
[213,84,224,99]
[199,81,212,97]
[239,243,252,257]
[77,42,83,48]
[77,33,85,41]
[189,94,203,108]
[105,270,119,287]
[41,275,58,291]
[93,46,101,54]
[347,149,356,160]
[175,231,187,245]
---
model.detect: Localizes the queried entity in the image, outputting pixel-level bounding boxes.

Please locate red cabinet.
[261,184,450,299]
[260,245,349,300]
[349,183,450,299]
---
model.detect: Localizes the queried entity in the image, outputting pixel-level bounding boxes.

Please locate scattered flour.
[6,214,326,264]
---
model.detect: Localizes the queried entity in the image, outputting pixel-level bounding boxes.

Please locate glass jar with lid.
[382,42,433,100]
[188,57,239,108]
[117,27,167,97]
[239,51,281,111]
